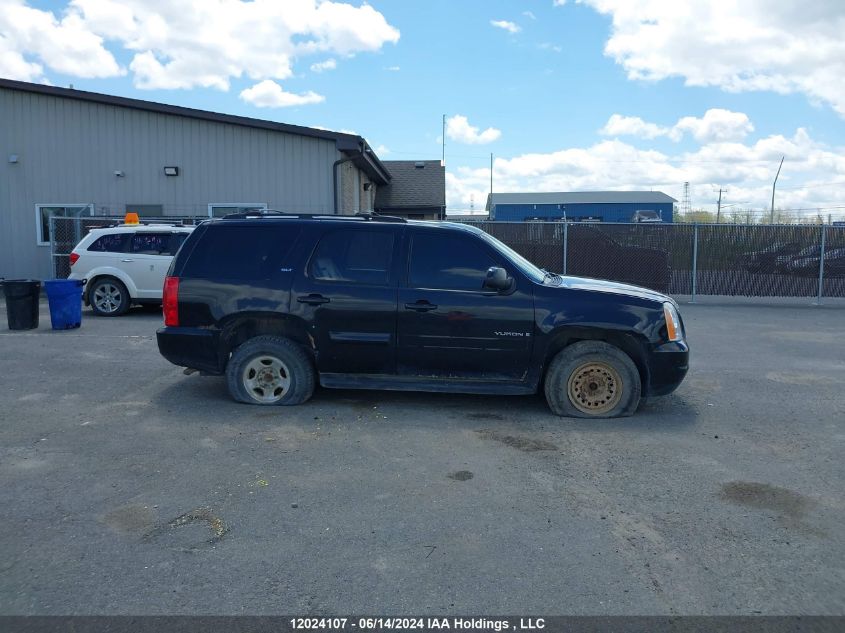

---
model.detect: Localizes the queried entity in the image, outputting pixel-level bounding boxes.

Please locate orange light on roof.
[124,212,140,225]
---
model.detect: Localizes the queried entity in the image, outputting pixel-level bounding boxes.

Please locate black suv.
[157,213,689,418]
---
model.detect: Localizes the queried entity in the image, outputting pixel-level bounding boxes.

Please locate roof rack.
[85,219,193,229]
[221,210,288,219]
[126,220,191,227]
[353,211,406,223]
[221,210,407,223]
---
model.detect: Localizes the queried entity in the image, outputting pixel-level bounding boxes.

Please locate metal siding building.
[0,79,390,280]
[486,192,677,223]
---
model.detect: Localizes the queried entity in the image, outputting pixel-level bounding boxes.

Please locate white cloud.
[538,42,563,53]
[0,0,122,80]
[447,127,845,215]
[1,0,399,91]
[672,109,754,143]
[600,114,668,139]
[239,80,324,108]
[600,109,755,143]
[385,65,400,71]
[522,11,536,20]
[446,115,502,145]
[373,144,389,156]
[310,58,336,73]
[580,0,845,117]
[490,20,521,34]
[0,34,44,81]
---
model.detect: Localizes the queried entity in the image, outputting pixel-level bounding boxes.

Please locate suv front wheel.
[544,341,641,418]
[226,336,315,406]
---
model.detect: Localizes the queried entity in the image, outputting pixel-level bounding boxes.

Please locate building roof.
[0,78,390,184]
[374,160,445,210]
[486,191,678,210]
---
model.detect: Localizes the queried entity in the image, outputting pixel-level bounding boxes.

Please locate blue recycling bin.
[44,279,84,330]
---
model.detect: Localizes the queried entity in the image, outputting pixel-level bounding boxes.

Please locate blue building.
[486,191,677,223]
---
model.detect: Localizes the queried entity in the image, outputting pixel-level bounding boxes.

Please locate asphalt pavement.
[0,299,843,615]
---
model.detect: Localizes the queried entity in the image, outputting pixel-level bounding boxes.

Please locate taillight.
[69,252,80,266]
[163,276,180,327]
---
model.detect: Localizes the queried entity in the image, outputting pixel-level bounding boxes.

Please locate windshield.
[473,228,547,283]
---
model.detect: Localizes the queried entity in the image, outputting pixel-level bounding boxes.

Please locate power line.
[777,179,845,191]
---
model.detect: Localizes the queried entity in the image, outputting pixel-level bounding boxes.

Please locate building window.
[208,203,268,218]
[35,204,94,246]
[126,204,164,217]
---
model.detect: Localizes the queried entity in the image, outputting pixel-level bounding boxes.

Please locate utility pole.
[490,153,493,199]
[770,156,784,224]
[716,188,725,224]
[441,114,446,166]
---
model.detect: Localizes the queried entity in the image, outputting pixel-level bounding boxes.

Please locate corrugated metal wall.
[493,202,675,223]
[0,87,345,280]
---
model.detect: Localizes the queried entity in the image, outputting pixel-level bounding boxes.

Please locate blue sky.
[2,0,845,218]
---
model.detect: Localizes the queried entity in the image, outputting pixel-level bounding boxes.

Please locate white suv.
[68,224,194,316]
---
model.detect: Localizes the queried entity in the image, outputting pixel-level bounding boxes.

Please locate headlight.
[663,302,683,342]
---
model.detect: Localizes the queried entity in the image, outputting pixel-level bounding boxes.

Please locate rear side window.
[87,234,129,252]
[409,232,497,291]
[181,225,301,280]
[131,232,172,255]
[309,229,394,285]
[170,233,189,256]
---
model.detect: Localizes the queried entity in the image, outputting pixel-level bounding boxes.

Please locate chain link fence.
[459,221,845,300]
[49,215,845,299]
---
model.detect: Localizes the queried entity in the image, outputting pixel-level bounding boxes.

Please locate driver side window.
[409,232,496,291]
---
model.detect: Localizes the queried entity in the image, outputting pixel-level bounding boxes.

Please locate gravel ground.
[0,299,843,615]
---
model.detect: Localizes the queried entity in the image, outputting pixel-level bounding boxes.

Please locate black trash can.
[3,279,41,330]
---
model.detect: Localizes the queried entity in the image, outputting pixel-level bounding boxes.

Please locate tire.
[226,336,315,406]
[544,341,641,418]
[89,277,130,316]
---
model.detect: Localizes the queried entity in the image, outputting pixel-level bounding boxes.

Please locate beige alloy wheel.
[566,361,623,415]
[544,340,641,418]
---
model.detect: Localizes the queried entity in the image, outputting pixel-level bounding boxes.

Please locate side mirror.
[484,266,512,291]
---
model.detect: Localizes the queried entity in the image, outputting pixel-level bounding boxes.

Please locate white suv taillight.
[163,276,180,327]
[69,252,80,266]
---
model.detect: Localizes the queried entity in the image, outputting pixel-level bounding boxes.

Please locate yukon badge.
[495,331,531,337]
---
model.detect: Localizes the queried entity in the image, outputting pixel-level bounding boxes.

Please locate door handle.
[404,301,438,312]
[121,258,134,262]
[297,294,330,306]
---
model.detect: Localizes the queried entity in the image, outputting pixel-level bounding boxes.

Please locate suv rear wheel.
[89,277,130,317]
[226,336,315,406]
[544,341,641,418]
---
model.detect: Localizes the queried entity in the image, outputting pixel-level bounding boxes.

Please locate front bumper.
[645,340,689,397]
[157,327,223,374]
